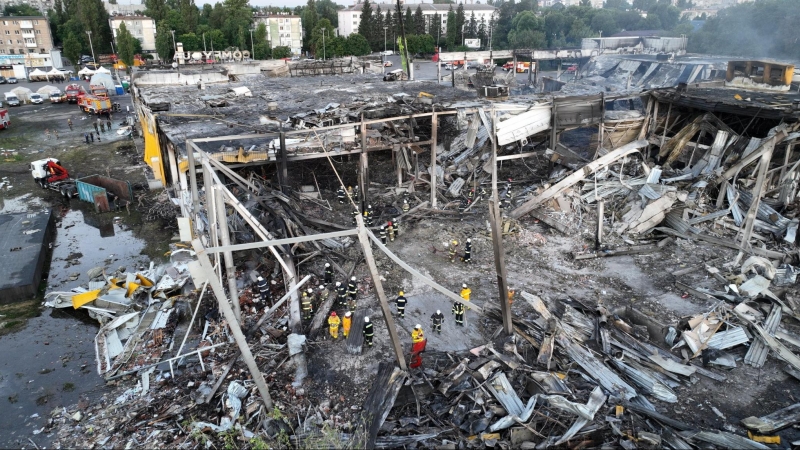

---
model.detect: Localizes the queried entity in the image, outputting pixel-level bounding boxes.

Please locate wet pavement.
[0,197,150,448]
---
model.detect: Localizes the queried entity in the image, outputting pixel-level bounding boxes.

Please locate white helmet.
[325,263,330,267]
[319,285,324,290]
[345,311,352,317]
[467,238,471,243]
[364,316,370,322]
[257,276,263,281]
[336,281,341,287]
[368,204,372,209]
[415,324,421,329]
[436,310,441,314]
[307,288,313,293]
[462,283,467,288]
[351,276,356,281]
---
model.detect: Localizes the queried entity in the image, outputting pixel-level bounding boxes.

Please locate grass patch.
[0,300,42,335]
[62,382,75,392]
[0,153,24,164]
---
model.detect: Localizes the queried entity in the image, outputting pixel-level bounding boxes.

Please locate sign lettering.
[174,50,252,62]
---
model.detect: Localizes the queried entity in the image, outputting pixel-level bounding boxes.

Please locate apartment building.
[252,13,303,56]
[338,2,497,37]
[109,15,157,54]
[0,16,53,55]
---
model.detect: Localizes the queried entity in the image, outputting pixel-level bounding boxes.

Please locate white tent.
[78,67,96,75]
[11,87,33,102]
[36,85,59,95]
[46,68,67,79]
[95,66,111,74]
[29,68,47,81]
[89,73,115,92]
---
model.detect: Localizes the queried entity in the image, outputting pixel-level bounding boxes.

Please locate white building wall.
[338,3,497,37]
[110,16,157,53]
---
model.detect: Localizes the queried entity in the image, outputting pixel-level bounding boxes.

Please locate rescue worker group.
[249,183,490,355]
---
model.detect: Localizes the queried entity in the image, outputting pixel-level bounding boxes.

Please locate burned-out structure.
[48,54,800,448]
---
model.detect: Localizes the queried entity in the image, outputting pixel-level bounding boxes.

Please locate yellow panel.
[140,113,166,185]
[748,432,780,444]
[72,289,101,309]
[126,282,141,298]
[136,274,154,287]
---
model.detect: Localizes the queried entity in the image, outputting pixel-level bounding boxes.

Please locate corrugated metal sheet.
[707,326,750,350]
[610,360,677,403]
[617,60,641,73]
[727,185,744,225]
[745,305,781,368]
[738,190,791,232]
[486,372,537,422]
[557,332,639,401]
[645,168,662,184]
[682,431,769,450]
[665,210,701,234]
[554,94,603,129]
[496,105,551,146]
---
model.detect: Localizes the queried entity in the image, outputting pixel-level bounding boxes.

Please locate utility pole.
[488,106,513,334]
[322,29,327,61]
[249,28,255,60]
[85,30,96,64]
[170,29,176,52]
[383,26,387,54]
[203,32,206,52]
[395,0,410,79]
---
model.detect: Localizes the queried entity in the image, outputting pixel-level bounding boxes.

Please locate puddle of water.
[0,194,45,214]
[0,207,151,447]
[48,209,149,291]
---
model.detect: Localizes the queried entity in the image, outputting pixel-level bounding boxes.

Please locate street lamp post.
[383,26,388,54]
[170,30,176,51]
[85,30,96,65]
[322,29,327,61]
[249,28,255,60]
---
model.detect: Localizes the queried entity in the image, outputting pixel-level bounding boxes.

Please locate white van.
[3,92,20,107]
[29,93,44,104]
[380,50,394,56]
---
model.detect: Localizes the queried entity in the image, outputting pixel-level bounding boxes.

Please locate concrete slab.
[0,210,53,301]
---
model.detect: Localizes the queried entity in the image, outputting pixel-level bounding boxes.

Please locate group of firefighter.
[249,180,516,369]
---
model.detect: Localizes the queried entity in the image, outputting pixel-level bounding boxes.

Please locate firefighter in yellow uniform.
[328,311,341,339]
[460,283,471,309]
[342,311,352,337]
[449,240,459,262]
[411,325,425,344]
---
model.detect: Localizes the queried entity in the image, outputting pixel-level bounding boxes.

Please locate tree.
[77,0,114,53]
[178,32,200,51]
[445,6,456,50]
[311,18,335,57]
[63,32,82,66]
[272,45,291,58]
[455,3,465,46]
[413,5,425,34]
[220,0,252,50]
[346,33,371,55]
[467,12,477,39]
[590,9,618,36]
[178,0,199,33]
[144,0,168,23]
[155,20,174,61]
[302,0,317,51]
[507,11,544,49]
[316,0,340,27]
[3,4,41,15]
[429,13,442,47]
[252,23,268,58]
[604,0,630,9]
[116,22,136,67]
[357,0,374,41]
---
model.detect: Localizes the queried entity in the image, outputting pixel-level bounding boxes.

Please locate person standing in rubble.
[301,290,314,320]
[328,311,341,339]
[463,238,472,263]
[502,180,513,209]
[452,301,465,327]
[318,285,329,304]
[99,119,106,133]
[336,281,347,308]
[324,263,333,284]
[387,221,395,242]
[410,324,426,368]
[467,189,475,205]
[347,276,358,309]
[92,121,99,134]
[460,284,472,309]
[256,276,271,306]
[393,218,400,237]
[352,208,360,226]
[337,186,346,204]
[402,198,410,213]
[346,185,354,202]
[363,316,374,347]
[380,224,387,244]
[431,310,444,334]
[342,311,352,338]
[459,197,468,213]
[395,290,407,318]
[353,185,360,203]
[67,118,73,131]
[478,186,488,202]
[449,240,459,263]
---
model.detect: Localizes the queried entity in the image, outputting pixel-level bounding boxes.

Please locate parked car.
[0,76,6,84]
[383,61,393,67]
[29,93,44,104]
[566,64,578,73]
[444,63,455,70]
[7,77,18,84]
[80,55,94,63]
[380,50,394,56]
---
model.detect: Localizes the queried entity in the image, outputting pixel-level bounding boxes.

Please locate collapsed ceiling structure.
[46,52,800,448]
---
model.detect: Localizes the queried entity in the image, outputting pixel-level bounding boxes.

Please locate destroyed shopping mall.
[43,50,800,449]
